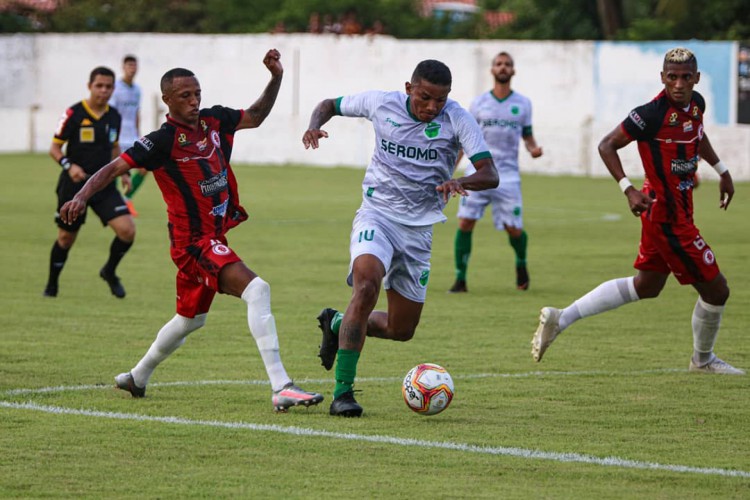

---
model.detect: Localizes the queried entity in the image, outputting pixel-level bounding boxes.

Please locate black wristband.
[59,157,71,171]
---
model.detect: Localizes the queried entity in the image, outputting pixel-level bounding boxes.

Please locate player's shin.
[242,277,291,391]
[692,298,724,365]
[131,313,206,387]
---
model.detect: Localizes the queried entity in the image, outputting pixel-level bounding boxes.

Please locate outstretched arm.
[236,49,283,130]
[59,157,131,224]
[598,125,653,217]
[698,132,734,210]
[302,99,337,149]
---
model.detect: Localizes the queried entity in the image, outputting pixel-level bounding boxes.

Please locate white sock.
[559,277,638,331]
[692,297,724,365]
[242,277,291,392]
[131,313,207,388]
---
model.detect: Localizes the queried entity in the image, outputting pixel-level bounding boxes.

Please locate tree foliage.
[1,0,748,40]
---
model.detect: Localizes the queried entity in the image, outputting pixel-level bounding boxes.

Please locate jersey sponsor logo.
[211,130,221,147]
[698,123,704,140]
[480,118,520,129]
[424,122,441,139]
[670,157,697,176]
[199,169,228,197]
[380,139,438,161]
[197,136,208,152]
[677,179,695,192]
[385,117,402,127]
[81,118,92,126]
[210,199,229,217]
[109,129,118,143]
[692,106,700,117]
[137,136,154,151]
[683,121,693,133]
[366,187,375,197]
[668,112,679,126]
[79,127,94,143]
[357,229,375,242]
[418,269,430,287]
[178,133,191,146]
[628,110,646,130]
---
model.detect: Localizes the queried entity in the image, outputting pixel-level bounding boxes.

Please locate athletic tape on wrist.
[618,177,633,193]
[711,161,728,175]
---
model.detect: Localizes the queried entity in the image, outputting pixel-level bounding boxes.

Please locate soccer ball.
[402,363,454,415]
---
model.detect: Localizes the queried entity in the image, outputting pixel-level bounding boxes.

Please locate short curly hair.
[664,47,697,67]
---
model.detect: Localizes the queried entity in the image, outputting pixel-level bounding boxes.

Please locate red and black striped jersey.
[53,100,121,175]
[121,105,248,246]
[621,90,706,224]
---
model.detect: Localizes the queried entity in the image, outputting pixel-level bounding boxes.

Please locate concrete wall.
[1,34,748,181]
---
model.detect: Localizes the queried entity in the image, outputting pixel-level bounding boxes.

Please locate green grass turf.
[1,153,748,498]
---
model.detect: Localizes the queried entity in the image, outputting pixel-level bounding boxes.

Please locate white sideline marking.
[1,368,683,396]
[1,400,748,478]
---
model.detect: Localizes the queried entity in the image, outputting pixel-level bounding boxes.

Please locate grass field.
[1,153,748,498]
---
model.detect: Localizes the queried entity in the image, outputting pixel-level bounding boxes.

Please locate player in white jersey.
[109,55,146,216]
[449,52,543,293]
[302,60,498,417]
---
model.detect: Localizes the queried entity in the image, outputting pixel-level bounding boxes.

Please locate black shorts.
[55,174,131,231]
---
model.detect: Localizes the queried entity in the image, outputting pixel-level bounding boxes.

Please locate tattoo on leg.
[340,323,364,348]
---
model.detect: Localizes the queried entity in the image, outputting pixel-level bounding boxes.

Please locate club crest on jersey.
[703,249,715,265]
[211,130,221,147]
[418,269,430,287]
[424,122,441,139]
[511,105,519,115]
[212,242,231,255]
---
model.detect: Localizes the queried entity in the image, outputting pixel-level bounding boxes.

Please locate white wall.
[1,33,748,180]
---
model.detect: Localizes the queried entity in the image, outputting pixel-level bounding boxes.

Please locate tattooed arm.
[236,49,283,130]
[301,99,337,149]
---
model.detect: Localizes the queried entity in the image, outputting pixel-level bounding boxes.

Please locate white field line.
[1,399,748,479]
[1,368,684,396]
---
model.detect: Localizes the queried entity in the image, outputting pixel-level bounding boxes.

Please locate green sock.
[509,230,528,267]
[334,349,360,398]
[454,229,472,281]
[125,172,146,198]
[331,311,343,335]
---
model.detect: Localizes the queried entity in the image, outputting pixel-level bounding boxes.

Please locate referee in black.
[44,66,135,299]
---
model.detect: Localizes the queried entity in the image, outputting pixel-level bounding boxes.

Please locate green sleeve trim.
[522,126,533,138]
[333,97,344,116]
[469,151,492,163]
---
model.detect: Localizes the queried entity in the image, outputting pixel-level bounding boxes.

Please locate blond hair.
[664,47,697,66]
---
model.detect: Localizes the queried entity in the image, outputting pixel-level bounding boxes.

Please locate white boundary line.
[1,400,748,479]
[1,368,684,396]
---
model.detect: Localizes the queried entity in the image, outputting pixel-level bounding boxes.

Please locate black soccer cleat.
[516,266,529,291]
[42,284,58,297]
[114,372,145,398]
[316,308,339,371]
[100,268,126,298]
[329,391,363,417]
[447,279,467,293]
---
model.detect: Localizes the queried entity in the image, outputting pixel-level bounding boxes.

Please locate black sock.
[102,237,133,276]
[47,241,70,288]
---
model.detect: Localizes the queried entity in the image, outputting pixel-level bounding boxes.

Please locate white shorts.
[456,181,523,230]
[347,208,433,303]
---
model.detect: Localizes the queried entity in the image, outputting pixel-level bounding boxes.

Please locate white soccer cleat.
[531,307,561,362]
[689,356,746,375]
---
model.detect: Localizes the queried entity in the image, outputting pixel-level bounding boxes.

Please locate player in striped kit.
[531,48,743,375]
[449,52,543,293]
[303,59,499,416]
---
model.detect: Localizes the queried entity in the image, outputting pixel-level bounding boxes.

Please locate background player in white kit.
[109,54,146,216]
[302,59,498,417]
[449,52,543,293]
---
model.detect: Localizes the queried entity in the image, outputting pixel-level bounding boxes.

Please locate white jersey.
[109,79,141,148]
[465,90,532,184]
[338,90,490,226]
